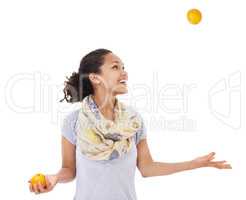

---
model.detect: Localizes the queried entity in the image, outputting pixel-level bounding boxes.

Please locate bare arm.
[56,136,76,183]
[28,136,76,194]
[137,139,232,178]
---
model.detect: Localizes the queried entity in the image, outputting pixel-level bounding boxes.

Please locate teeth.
[119,80,127,83]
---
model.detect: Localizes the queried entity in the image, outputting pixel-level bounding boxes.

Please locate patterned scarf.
[77,94,142,160]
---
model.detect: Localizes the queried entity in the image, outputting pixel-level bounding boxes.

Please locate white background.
[0,0,245,199]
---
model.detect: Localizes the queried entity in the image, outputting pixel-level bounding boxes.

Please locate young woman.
[28,49,232,200]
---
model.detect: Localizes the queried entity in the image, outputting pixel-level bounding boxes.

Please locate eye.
[112,65,118,69]
[112,65,125,71]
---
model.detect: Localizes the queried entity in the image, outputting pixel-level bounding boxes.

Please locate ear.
[89,73,100,84]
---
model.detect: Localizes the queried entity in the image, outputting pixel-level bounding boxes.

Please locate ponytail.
[59,48,112,103]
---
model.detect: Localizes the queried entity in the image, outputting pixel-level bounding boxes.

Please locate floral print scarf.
[77,94,142,160]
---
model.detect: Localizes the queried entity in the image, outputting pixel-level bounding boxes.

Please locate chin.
[114,89,128,96]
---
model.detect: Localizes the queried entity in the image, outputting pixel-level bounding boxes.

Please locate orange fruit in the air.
[30,173,47,187]
[187,8,202,25]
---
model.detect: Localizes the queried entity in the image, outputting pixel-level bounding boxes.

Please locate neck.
[91,92,117,121]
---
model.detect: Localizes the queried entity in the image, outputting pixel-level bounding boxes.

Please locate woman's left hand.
[191,152,232,169]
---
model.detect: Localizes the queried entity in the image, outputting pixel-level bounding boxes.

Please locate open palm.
[192,152,232,169]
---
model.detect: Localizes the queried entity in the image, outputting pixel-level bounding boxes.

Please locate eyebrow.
[112,61,124,65]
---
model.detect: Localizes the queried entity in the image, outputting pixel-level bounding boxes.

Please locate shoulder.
[60,109,80,145]
[124,105,147,145]
[63,109,80,122]
[125,104,141,116]
[60,109,80,133]
[125,105,145,123]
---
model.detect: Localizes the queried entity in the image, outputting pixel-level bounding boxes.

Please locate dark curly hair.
[59,48,112,103]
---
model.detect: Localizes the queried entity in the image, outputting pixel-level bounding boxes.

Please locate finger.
[29,183,34,192]
[28,180,32,192]
[33,184,40,194]
[223,164,232,169]
[201,152,215,160]
[207,161,226,167]
[210,160,227,164]
[201,152,215,162]
[215,160,227,164]
[45,176,51,189]
[38,183,45,193]
[218,163,232,169]
[216,164,230,169]
[208,156,215,161]
[212,162,229,169]
[208,152,216,158]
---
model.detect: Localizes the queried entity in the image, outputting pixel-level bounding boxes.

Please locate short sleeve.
[135,112,147,145]
[60,110,79,146]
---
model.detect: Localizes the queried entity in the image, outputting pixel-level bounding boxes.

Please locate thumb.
[45,176,52,188]
[207,152,215,157]
[207,152,215,160]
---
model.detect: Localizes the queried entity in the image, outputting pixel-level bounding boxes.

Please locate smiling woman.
[28,49,232,200]
[59,49,128,104]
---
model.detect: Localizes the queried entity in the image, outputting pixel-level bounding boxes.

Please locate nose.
[121,70,128,79]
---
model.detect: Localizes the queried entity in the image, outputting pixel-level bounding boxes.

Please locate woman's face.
[94,53,128,96]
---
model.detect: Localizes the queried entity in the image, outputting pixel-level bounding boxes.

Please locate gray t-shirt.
[61,106,147,200]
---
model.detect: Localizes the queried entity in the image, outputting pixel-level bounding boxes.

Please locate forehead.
[103,53,124,66]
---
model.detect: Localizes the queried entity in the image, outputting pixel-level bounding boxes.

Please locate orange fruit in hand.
[30,173,47,187]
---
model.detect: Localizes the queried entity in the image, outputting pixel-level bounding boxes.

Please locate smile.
[119,80,127,85]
